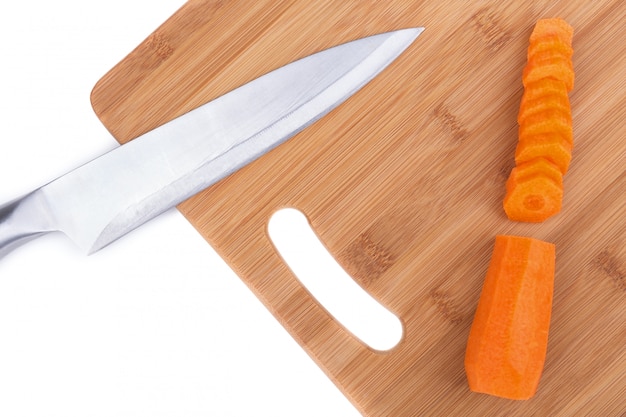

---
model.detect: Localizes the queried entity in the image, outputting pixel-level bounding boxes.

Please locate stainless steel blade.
[0,28,423,258]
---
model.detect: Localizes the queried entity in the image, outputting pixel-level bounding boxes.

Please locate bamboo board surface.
[91,1,625,415]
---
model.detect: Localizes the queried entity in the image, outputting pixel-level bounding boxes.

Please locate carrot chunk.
[520,78,568,102]
[523,19,575,91]
[515,134,572,175]
[506,157,563,190]
[522,56,574,91]
[504,174,563,222]
[504,157,564,222]
[465,235,555,400]
[519,111,573,146]
[527,35,573,61]
[529,18,573,45]
[518,93,571,125]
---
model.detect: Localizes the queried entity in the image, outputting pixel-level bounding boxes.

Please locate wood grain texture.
[91,1,625,415]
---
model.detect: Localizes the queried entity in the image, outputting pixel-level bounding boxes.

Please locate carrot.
[527,36,573,63]
[504,18,574,222]
[515,133,572,175]
[529,18,573,45]
[504,160,563,222]
[523,18,574,91]
[518,88,571,125]
[506,158,563,190]
[519,109,573,146]
[504,177,563,223]
[465,235,555,400]
[520,78,569,102]
[522,56,574,91]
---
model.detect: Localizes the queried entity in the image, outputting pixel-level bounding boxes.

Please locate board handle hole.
[268,208,403,351]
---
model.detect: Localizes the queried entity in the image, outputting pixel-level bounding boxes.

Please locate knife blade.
[0,28,423,260]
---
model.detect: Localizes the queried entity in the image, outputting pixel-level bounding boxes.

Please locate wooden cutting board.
[90,1,625,415]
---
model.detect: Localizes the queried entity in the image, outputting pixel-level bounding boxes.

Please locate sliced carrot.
[506,158,563,190]
[504,174,563,222]
[527,35,573,62]
[520,108,572,138]
[525,47,573,65]
[518,93,571,125]
[520,78,568,103]
[523,18,574,91]
[465,235,555,400]
[504,158,564,222]
[515,134,572,175]
[522,55,574,91]
[519,109,573,146]
[506,19,574,222]
[529,18,573,45]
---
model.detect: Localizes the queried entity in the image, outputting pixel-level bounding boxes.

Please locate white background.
[0,1,364,415]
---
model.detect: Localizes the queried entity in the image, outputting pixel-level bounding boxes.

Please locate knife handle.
[0,193,53,260]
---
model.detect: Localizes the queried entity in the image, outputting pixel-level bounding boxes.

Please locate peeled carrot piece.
[526,48,573,65]
[515,134,572,174]
[529,18,573,45]
[465,235,555,400]
[504,175,563,222]
[521,78,568,103]
[521,107,572,126]
[518,93,571,125]
[524,46,573,66]
[523,19,574,91]
[527,35,573,61]
[522,55,574,91]
[506,158,563,190]
[504,158,563,222]
[519,110,573,146]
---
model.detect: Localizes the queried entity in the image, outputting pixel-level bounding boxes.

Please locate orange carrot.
[520,78,569,102]
[504,179,563,222]
[527,35,573,61]
[519,109,573,146]
[523,18,574,91]
[529,18,573,45]
[515,133,572,175]
[506,158,563,190]
[465,235,555,400]
[504,18,574,222]
[504,159,563,222]
[518,89,571,125]
[522,55,574,91]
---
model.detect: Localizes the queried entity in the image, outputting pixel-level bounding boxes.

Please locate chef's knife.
[0,28,423,260]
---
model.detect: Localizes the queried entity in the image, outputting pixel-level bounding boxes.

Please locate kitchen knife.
[0,28,423,260]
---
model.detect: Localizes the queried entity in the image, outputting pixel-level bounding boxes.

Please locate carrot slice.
[526,48,573,66]
[527,35,573,61]
[520,108,572,138]
[465,235,555,400]
[515,134,572,174]
[520,78,568,102]
[519,110,573,146]
[522,55,574,91]
[506,158,563,190]
[529,18,573,45]
[504,174,563,222]
[504,157,564,222]
[518,93,571,125]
